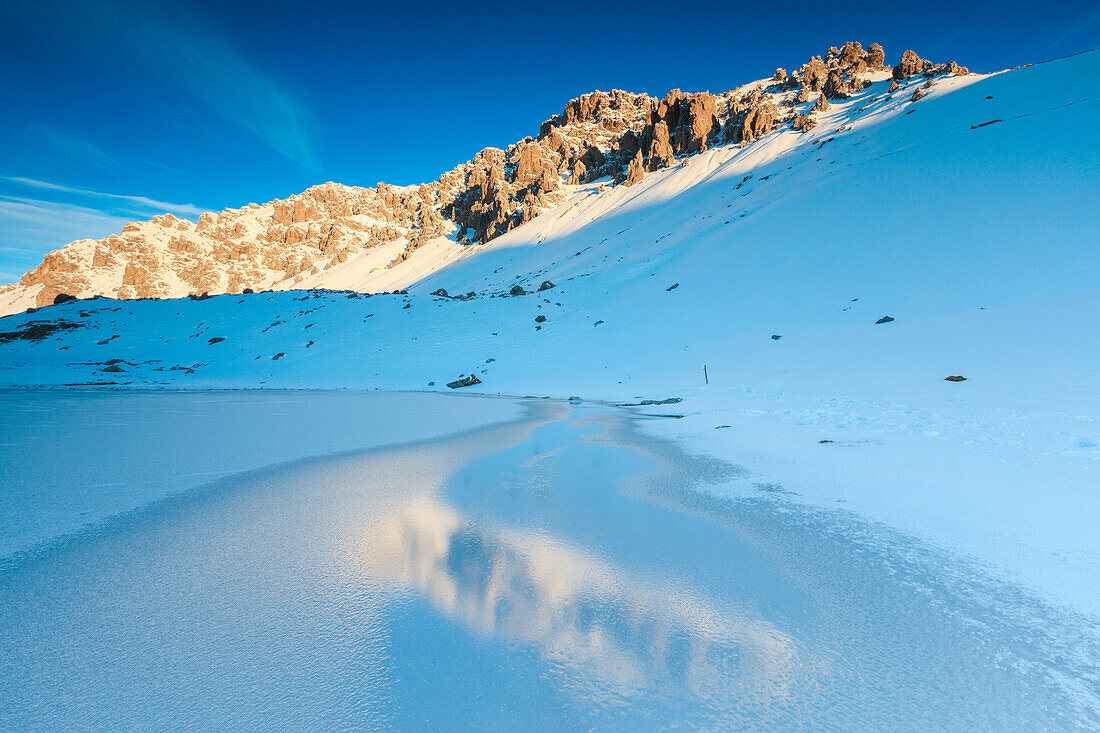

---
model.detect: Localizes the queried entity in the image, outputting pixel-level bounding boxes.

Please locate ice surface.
[1,395,1096,729]
[0,390,519,558]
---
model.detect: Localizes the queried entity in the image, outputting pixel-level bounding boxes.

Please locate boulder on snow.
[447,374,482,389]
[945,375,967,382]
[509,285,526,296]
[52,293,76,305]
[535,315,547,323]
[432,288,450,298]
[875,315,895,324]
[538,280,555,292]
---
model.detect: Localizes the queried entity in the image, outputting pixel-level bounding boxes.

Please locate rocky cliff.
[1,42,968,313]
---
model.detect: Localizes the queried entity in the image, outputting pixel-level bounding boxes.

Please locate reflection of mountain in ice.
[365,499,805,704]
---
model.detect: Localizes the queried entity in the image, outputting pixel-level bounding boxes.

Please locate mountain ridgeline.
[1,42,967,314]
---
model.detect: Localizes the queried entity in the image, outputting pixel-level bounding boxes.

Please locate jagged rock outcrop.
[893,50,926,80]
[644,121,675,171]
[792,114,816,132]
[624,151,645,186]
[867,43,886,69]
[3,40,975,313]
[823,70,850,99]
[724,96,779,144]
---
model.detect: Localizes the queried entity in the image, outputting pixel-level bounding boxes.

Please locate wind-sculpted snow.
[0,41,972,315]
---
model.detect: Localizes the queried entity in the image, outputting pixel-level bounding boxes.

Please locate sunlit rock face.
[1,41,970,314]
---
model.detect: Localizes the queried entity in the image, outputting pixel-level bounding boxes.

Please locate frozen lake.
[0,391,1097,729]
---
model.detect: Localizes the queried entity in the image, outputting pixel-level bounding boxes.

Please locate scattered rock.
[189,292,212,301]
[538,280,555,291]
[52,293,76,305]
[771,334,782,340]
[945,375,967,382]
[666,283,679,291]
[446,374,482,389]
[534,315,547,323]
[208,337,225,344]
[242,288,254,294]
[432,288,450,298]
[639,397,682,405]
[272,352,285,360]
[875,316,895,324]
[509,285,526,296]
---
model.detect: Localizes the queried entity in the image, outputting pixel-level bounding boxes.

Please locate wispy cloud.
[3,177,204,219]
[5,0,319,171]
[0,177,208,284]
[0,196,137,284]
[28,124,123,172]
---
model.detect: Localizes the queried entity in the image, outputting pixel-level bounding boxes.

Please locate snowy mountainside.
[1,50,1095,396]
[2,42,959,315]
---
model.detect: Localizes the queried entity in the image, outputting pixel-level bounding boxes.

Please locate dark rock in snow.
[53,293,76,305]
[639,397,682,405]
[945,375,967,382]
[208,337,225,344]
[666,283,679,291]
[432,288,450,298]
[771,334,782,340]
[538,280,555,291]
[272,352,285,360]
[875,316,895,324]
[447,374,482,389]
[509,285,526,296]
[535,315,547,323]
[189,292,212,301]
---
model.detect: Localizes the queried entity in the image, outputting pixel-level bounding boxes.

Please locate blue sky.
[1,0,1097,282]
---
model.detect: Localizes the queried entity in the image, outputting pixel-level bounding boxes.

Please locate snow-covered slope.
[1,42,957,315]
[1,49,1098,615]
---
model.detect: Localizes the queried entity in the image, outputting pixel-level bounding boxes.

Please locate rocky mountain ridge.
[1,42,968,313]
